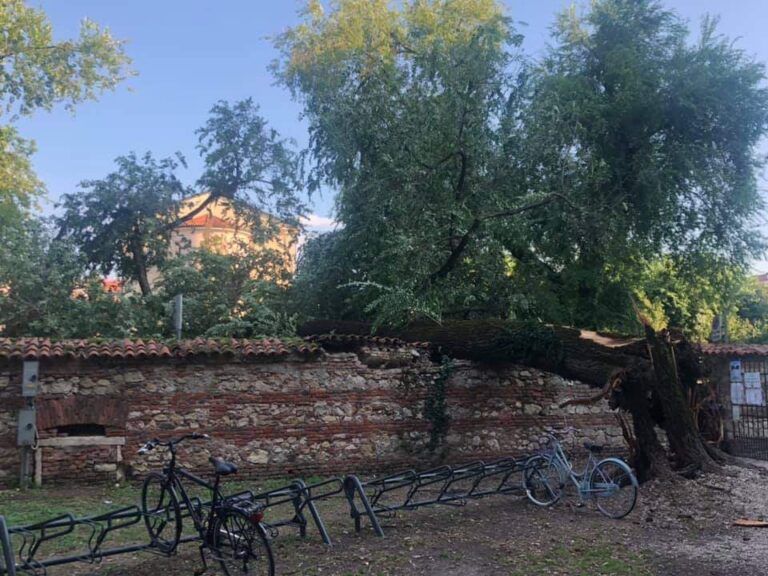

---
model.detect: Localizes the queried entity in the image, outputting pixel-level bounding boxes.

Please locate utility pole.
[173,294,183,339]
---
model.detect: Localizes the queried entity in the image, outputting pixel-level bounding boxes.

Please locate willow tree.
[282,0,768,479]
[276,0,543,325]
[513,0,768,333]
[278,0,767,337]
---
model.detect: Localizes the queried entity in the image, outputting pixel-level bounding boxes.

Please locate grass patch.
[0,484,145,557]
[510,538,654,576]
[0,475,307,560]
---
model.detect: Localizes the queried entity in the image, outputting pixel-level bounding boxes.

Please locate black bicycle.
[138,433,274,575]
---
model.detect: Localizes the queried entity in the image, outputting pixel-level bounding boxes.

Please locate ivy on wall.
[425,355,454,451]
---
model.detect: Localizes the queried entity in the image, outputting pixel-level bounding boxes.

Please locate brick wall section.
[0,346,624,487]
[0,369,23,486]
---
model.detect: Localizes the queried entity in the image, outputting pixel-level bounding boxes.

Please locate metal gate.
[730,358,768,460]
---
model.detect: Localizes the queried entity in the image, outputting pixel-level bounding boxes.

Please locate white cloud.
[301,214,339,233]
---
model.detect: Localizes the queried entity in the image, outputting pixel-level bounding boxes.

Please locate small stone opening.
[55,423,106,437]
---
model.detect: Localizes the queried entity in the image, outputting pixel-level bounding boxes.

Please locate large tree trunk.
[129,237,152,297]
[300,319,720,480]
[642,326,720,476]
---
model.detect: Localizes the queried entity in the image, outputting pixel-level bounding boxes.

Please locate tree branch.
[422,193,571,290]
[559,368,624,408]
[425,217,481,288]
[482,193,573,221]
[0,44,66,60]
[162,192,217,231]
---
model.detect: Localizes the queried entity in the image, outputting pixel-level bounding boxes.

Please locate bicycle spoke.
[141,473,181,552]
[213,507,273,575]
[589,460,637,519]
[524,456,562,507]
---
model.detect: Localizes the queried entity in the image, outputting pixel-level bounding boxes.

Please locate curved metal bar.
[343,475,385,537]
[0,516,17,576]
[290,478,343,546]
[88,506,143,558]
[18,514,75,568]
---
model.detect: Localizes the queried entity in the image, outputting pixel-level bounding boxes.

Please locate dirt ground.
[3,461,768,576]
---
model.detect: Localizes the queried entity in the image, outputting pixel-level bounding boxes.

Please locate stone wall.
[0,343,625,487]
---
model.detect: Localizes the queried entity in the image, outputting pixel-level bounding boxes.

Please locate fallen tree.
[300,319,726,482]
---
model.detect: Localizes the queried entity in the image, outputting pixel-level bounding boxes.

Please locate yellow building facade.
[146,192,299,287]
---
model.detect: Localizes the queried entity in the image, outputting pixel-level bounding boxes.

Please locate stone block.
[246,450,269,465]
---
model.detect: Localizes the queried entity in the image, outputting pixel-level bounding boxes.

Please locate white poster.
[731,381,746,405]
[746,387,765,406]
[730,360,743,382]
[744,372,762,389]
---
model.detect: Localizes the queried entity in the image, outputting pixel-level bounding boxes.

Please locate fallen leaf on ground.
[734,518,768,527]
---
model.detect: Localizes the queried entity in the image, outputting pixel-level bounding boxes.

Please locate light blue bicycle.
[523,427,638,519]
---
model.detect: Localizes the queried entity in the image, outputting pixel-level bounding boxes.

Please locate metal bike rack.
[227,477,344,546]
[343,455,532,537]
[0,457,534,573]
[2,508,152,575]
[0,497,206,576]
[0,475,343,575]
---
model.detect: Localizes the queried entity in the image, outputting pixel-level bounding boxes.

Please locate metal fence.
[730,358,768,460]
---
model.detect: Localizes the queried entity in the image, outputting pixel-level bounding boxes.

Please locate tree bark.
[643,325,719,475]
[129,237,152,297]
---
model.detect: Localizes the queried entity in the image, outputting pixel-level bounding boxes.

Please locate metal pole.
[18,448,28,491]
[173,294,183,339]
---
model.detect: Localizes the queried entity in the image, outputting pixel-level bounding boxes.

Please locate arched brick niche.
[34,397,127,485]
[36,397,127,437]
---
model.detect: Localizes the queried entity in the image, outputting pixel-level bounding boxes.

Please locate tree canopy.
[0,219,295,339]
[0,0,132,226]
[3,0,768,344]
[56,99,305,296]
[279,0,768,338]
[56,152,188,296]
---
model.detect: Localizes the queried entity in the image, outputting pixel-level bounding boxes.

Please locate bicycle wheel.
[141,472,182,553]
[212,507,274,576]
[589,458,638,519]
[523,455,563,507]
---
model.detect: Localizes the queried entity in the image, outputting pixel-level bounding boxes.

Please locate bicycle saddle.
[209,457,238,476]
[583,441,604,453]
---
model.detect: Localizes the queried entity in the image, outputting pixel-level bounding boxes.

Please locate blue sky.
[18,0,768,244]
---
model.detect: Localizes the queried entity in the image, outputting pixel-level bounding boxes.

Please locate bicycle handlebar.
[137,433,210,455]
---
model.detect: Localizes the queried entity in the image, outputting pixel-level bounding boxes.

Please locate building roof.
[178,213,237,230]
[700,343,768,357]
[0,338,320,361]
[102,278,123,293]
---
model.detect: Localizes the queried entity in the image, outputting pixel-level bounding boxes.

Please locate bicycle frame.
[159,443,226,545]
[543,436,603,499]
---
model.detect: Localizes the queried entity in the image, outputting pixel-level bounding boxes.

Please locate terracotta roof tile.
[700,343,768,357]
[0,338,320,361]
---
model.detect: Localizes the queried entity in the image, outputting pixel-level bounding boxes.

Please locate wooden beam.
[37,436,126,447]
